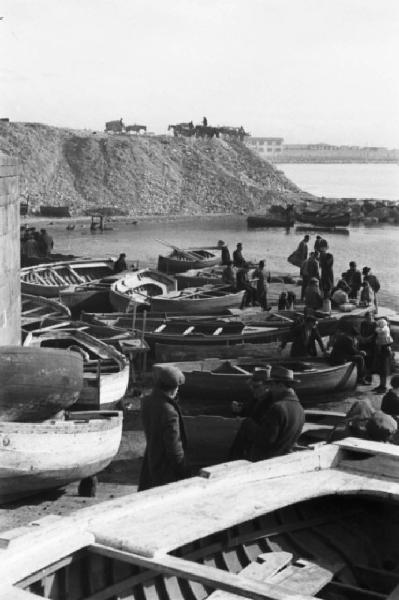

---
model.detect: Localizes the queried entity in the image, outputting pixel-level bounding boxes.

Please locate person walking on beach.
[138,365,188,491]
[233,242,246,267]
[300,251,319,300]
[252,260,269,311]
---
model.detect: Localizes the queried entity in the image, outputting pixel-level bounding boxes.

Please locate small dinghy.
[150,286,246,315]
[23,329,129,409]
[0,410,122,503]
[109,269,177,312]
[0,346,83,422]
[2,439,399,600]
[157,243,220,274]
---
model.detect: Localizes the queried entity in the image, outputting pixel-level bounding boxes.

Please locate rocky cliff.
[0,122,311,216]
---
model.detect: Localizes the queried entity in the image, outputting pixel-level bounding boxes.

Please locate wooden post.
[141,310,147,376]
[132,303,137,333]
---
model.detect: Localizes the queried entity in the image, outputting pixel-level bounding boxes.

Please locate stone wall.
[0,152,20,345]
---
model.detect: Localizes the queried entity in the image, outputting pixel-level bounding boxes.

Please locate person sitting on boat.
[236,263,256,308]
[229,366,305,462]
[233,242,246,267]
[381,375,399,418]
[113,253,127,273]
[222,260,236,288]
[138,365,188,491]
[283,314,326,358]
[329,323,368,385]
[218,240,231,265]
[304,277,323,311]
[345,261,362,299]
[252,260,270,311]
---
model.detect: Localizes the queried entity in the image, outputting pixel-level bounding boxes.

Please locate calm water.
[50,215,399,310]
[276,163,399,200]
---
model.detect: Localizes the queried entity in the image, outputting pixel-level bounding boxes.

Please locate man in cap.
[284,314,326,358]
[218,240,231,265]
[233,242,246,268]
[362,267,380,312]
[138,365,188,491]
[345,261,362,299]
[230,366,305,461]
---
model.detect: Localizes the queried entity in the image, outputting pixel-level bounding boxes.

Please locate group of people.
[292,234,380,312]
[219,241,270,311]
[20,226,54,260]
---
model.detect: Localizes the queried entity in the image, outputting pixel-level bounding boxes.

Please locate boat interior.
[17,493,399,600]
[21,262,114,286]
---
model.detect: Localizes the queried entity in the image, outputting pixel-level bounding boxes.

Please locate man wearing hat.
[233,242,246,268]
[345,261,362,300]
[138,365,188,491]
[285,314,326,358]
[218,240,231,266]
[329,323,368,385]
[230,366,305,461]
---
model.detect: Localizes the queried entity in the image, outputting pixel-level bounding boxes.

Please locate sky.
[1,0,398,147]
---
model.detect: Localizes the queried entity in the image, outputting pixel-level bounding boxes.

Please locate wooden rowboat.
[0,410,122,504]
[157,248,220,274]
[2,439,399,600]
[20,258,116,298]
[23,330,129,410]
[0,346,83,422]
[21,293,71,331]
[150,286,246,315]
[157,357,358,409]
[109,269,177,312]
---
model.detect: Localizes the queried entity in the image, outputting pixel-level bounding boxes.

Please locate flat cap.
[153,365,185,388]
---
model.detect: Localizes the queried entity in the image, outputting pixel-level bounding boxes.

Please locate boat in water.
[23,329,129,409]
[0,410,122,504]
[150,286,245,315]
[2,438,399,599]
[157,357,358,409]
[20,258,116,298]
[0,346,83,422]
[109,269,177,312]
[157,247,220,274]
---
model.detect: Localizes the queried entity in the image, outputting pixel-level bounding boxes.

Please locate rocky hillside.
[0,122,312,216]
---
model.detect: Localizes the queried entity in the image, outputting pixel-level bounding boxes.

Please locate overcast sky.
[1,0,398,146]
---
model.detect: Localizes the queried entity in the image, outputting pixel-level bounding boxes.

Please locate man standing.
[345,261,362,299]
[297,234,310,264]
[319,242,334,298]
[236,263,256,308]
[233,242,246,267]
[230,366,305,461]
[300,251,319,301]
[138,365,188,491]
[252,260,269,311]
[218,240,231,265]
[362,266,380,312]
[39,228,54,257]
[113,253,127,273]
[222,260,236,288]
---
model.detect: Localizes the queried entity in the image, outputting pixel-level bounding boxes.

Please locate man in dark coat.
[285,315,326,358]
[236,263,256,308]
[329,324,368,384]
[39,228,54,257]
[229,366,305,461]
[218,240,231,265]
[138,365,188,491]
[319,242,334,297]
[252,260,269,311]
[233,242,246,267]
[345,261,362,299]
[362,266,381,312]
[113,253,127,273]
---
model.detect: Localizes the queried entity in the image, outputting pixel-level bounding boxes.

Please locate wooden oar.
[155,239,203,261]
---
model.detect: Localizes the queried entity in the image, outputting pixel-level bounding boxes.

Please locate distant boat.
[157,248,220,274]
[296,210,351,227]
[150,286,245,315]
[3,439,399,600]
[157,357,358,409]
[0,346,83,422]
[23,329,129,410]
[21,258,116,298]
[109,269,177,312]
[0,410,122,503]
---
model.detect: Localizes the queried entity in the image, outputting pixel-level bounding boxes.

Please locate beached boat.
[150,286,245,315]
[109,269,177,312]
[0,410,122,503]
[23,329,129,409]
[58,275,121,314]
[21,293,71,330]
[247,214,295,228]
[0,346,83,422]
[20,258,116,298]
[157,248,220,274]
[158,357,358,408]
[2,439,399,600]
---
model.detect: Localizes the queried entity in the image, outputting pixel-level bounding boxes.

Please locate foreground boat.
[23,330,129,409]
[158,357,358,408]
[0,410,122,503]
[157,247,220,274]
[0,346,83,422]
[2,439,399,600]
[150,286,245,314]
[20,258,116,298]
[109,269,177,312]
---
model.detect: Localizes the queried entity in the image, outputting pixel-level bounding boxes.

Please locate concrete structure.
[245,137,284,159]
[0,152,20,345]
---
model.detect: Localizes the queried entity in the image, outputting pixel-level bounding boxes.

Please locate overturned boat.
[2,439,399,600]
[0,410,122,504]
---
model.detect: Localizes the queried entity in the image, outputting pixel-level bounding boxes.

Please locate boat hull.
[0,411,122,503]
[297,211,351,227]
[150,290,245,314]
[157,253,220,274]
[0,347,83,422]
[109,269,177,313]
